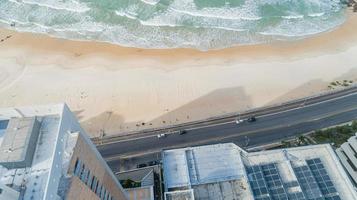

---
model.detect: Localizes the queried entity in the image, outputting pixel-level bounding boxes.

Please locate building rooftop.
[336,132,357,186]
[163,143,245,189]
[162,143,357,200]
[0,104,83,199]
[164,189,194,200]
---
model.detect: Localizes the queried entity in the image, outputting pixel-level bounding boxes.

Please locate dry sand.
[0,10,357,137]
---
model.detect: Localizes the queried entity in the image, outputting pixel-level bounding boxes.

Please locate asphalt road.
[98,91,357,171]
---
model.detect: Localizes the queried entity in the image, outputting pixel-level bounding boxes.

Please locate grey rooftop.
[162,143,357,200]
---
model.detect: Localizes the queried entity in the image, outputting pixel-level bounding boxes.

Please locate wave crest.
[0,0,347,50]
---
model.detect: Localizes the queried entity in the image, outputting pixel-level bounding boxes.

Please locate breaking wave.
[0,0,347,50]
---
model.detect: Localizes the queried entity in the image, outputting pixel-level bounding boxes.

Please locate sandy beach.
[0,10,357,137]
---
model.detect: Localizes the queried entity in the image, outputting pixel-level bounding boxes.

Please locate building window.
[85,170,91,185]
[96,183,102,196]
[72,161,113,200]
[80,164,86,180]
[94,180,99,194]
[81,169,90,183]
[80,168,87,182]
[87,173,92,187]
[91,177,97,191]
[103,189,107,200]
[89,176,95,189]
[100,188,105,200]
[73,159,81,176]
[105,192,109,200]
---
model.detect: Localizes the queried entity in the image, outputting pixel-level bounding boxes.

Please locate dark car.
[247,116,256,122]
[148,161,159,166]
[136,163,147,168]
[179,130,187,135]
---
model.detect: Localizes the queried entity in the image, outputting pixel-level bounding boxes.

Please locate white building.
[0,104,128,200]
[336,133,357,186]
[162,143,357,200]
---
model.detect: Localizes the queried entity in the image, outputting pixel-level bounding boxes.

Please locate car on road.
[247,116,256,122]
[157,133,166,138]
[148,161,159,166]
[235,118,244,124]
[179,130,187,135]
[137,163,147,168]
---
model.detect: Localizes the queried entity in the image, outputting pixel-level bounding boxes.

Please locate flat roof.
[163,143,245,189]
[0,115,63,199]
[165,189,194,200]
[192,179,251,200]
[163,143,357,200]
[0,104,80,200]
[0,117,40,168]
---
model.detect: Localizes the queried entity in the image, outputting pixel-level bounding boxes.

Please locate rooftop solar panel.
[288,192,305,200]
[306,158,341,200]
[260,163,288,200]
[292,164,323,200]
[0,120,8,130]
[247,159,342,200]
[246,166,271,200]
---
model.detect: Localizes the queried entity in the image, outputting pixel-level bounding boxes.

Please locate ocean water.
[0,0,347,50]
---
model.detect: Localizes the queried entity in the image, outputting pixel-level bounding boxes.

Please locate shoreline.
[0,10,355,61]
[0,10,357,137]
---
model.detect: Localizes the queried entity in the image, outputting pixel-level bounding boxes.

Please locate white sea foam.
[140,19,247,32]
[139,20,178,27]
[168,7,262,21]
[282,15,304,19]
[7,0,90,13]
[0,18,27,26]
[115,10,138,20]
[0,0,347,50]
[140,0,160,6]
[308,12,325,17]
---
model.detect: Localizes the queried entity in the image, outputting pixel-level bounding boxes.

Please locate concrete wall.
[43,104,82,200]
[66,177,100,200]
[67,122,128,200]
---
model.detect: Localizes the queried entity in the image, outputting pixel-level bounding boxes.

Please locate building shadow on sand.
[80,86,253,137]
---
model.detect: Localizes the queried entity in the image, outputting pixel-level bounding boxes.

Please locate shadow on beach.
[81,86,253,137]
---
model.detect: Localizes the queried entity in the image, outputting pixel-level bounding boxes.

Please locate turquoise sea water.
[0,0,347,50]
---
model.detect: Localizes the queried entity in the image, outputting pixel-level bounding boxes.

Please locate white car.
[235,119,244,124]
[157,133,166,138]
